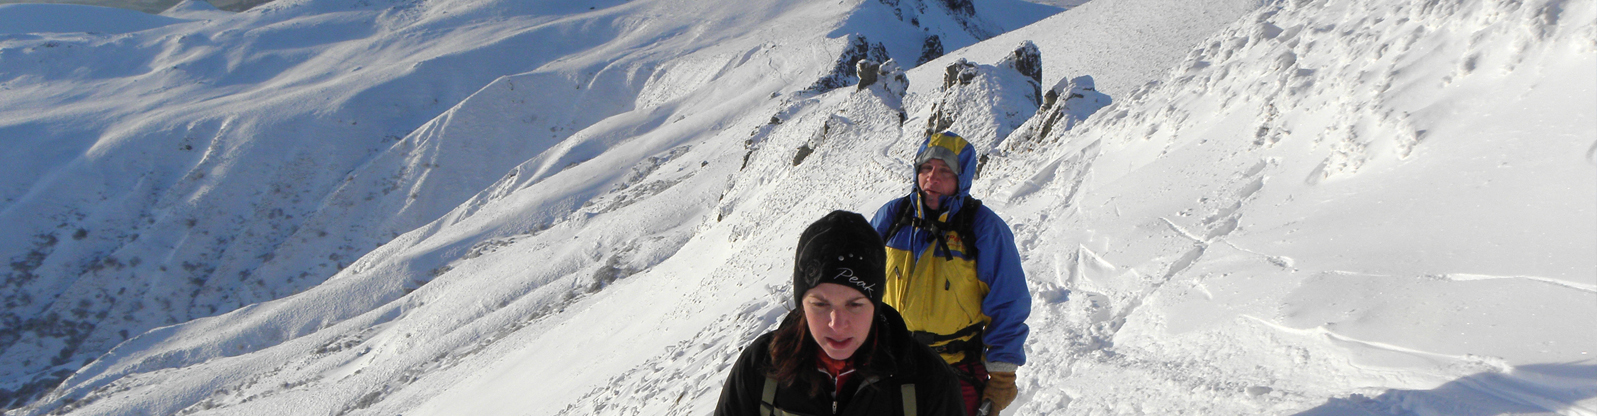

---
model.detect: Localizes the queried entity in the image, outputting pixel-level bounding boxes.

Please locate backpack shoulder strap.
[883,193,917,241]
[952,196,982,259]
[889,194,982,260]
[761,376,778,416]
[901,383,918,416]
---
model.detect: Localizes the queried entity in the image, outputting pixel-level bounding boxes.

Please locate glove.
[983,371,1018,412]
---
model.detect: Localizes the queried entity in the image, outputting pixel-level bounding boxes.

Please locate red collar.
[816,351,853,377]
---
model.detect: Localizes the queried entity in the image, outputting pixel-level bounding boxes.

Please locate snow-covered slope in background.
[0,3,187,34]
[4,0,1595,414]
[0,0,1051,410]
[984,0,1597,413]
[157,0,231,21]
[911,0,1264,100]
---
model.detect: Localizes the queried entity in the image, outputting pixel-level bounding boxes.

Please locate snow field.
[5,0,1050,413]
[1,0,1593,414]
[974,0,1597,413]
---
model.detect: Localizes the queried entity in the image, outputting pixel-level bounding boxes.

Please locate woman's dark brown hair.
[765,307,880,397]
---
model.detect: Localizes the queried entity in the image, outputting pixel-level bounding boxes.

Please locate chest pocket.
[883,231,990,364]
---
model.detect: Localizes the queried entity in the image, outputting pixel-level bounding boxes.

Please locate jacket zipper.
[823,368,860,415]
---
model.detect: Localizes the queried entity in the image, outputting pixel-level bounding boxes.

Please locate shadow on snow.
[1293,363,1597,416]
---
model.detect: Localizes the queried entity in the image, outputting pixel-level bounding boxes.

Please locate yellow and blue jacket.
[869,132,1030,368]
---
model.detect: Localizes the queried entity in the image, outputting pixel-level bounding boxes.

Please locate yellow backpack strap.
[761,376,779,416]
[901,383,917,416]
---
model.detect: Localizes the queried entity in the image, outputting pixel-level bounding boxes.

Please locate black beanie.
[793,210,887,307]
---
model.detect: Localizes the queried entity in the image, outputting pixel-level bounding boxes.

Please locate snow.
[910,0,1265,99]
[0,4,188,35]
[1,0,1593,414]
[159,0,231,20]
[976,0,1597,413]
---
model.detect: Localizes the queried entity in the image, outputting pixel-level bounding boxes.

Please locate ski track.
[1435,273,1597,294]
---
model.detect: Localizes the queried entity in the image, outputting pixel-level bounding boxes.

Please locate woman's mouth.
[825,337,853,350]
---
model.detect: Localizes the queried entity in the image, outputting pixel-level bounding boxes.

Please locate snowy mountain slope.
[0,0,1056,412]
[904,44,1048,154]
[0,3,187,34]
[157,0,232,21]
[0,0,269,15]
[4,0,1594,415]
[424,0,1597,412]
[976,0,1597,413]
[909,0,1267,100]
[3,0,716,405]
[0,0,1054,409]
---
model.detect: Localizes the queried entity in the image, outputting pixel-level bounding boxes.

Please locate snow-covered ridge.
[2,0,1594,414]
[977,0,1597,413]
[159,0,232,21]
[0,0,1052,411]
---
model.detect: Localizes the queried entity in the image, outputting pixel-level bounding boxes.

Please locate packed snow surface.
[0,0,1593,414]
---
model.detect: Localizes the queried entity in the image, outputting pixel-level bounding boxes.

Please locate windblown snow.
[0,0,1592,414]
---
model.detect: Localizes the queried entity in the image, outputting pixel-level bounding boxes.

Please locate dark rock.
[804,35,890,94]
[857,60,881,90]
[793,145,814,166]
[940,0,976,16]
[999,41,1043,107]
[943,59,978,89]
[1000,41,1043,85]
[918,35,944,66]
[925,101,956,139]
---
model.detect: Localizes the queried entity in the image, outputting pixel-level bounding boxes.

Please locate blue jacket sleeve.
[869,198,905,238]
[973,206,1030,367]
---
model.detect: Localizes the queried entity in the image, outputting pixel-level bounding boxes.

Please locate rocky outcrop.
[918,43,1045,154]
[879,59,910,99]
[804,35,890,94]
[857,60,880,90]
[918,35,946,66]
[999,41,1043,104]
[1005,75,1112,153]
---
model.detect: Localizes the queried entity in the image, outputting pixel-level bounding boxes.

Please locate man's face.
[917,158,958,208]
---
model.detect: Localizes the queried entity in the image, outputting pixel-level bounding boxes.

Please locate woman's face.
[803,283,875,360]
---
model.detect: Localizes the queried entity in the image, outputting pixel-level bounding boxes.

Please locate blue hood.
[911,131,980,213]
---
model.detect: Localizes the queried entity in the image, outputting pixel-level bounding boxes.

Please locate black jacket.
[714,305,966,416]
